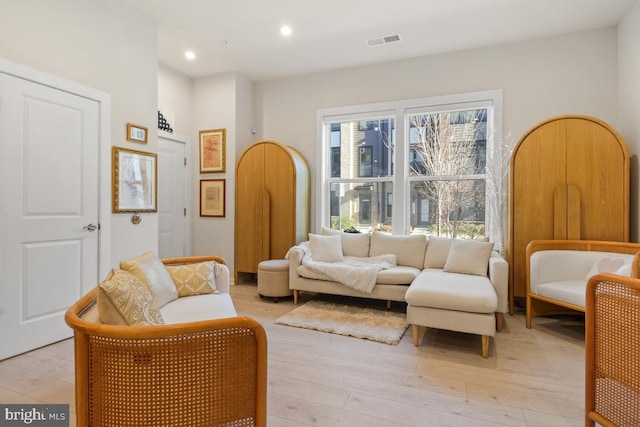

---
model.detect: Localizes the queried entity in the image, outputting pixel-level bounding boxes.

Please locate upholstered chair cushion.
[97,269,164,326]
[443,239,494,277]
[369,231,427,269]
[120,251,179,307]
[309,233,344,262]
[166,261,217,297]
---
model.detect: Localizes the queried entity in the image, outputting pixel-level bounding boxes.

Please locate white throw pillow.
[321,226,370,257]
[443,239,494,277]
[120,251,179,308]
[309,233,344,262]
[586,257,629,279]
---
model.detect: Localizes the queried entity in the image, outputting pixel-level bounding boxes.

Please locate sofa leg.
[386,300,391,310]
[525,296,532,329]
[412,325,420,346]
[293,290,299,305]
[495,312,503,332]
[481,335,489,358]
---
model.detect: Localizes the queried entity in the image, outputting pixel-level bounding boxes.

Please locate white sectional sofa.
[287,229,508,357]
[526,239,640,329]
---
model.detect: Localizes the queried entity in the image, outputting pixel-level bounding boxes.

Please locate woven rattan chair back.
[585,274,640,427]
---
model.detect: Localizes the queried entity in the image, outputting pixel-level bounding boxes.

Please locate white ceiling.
[123,0,637,81]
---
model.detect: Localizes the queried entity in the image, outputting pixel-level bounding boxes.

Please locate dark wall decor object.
[158,110,173,133]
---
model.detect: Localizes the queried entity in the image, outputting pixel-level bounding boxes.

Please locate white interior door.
[0,70,101,360]
[158,132,189,258]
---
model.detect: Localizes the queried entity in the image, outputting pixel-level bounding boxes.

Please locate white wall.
[254,28,619,232]
[0,0,159,268]
[618,0,640,241]
[158,64,193,136]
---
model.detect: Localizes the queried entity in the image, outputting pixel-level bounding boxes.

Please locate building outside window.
[318,91,503,246]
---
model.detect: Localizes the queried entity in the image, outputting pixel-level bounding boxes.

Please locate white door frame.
[0,57,111,279]
[158,130,191,256]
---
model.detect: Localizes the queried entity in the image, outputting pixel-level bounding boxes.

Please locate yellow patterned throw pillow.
[120,251,178,307]
[166,261,217,297]
[97,269,164,326]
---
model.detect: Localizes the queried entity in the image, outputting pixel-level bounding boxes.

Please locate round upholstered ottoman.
[257,259,291,302]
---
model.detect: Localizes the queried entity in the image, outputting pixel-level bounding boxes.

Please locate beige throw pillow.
[443,239,494,277]
[369,231,426,269]
[424,236,453,268]
[321,226,370,257]
[309,233,344,262]
[166,261,216,297]
[97,269,164,326]
[120,251,178,307]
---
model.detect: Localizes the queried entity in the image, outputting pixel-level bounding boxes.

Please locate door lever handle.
[83,223,98,232]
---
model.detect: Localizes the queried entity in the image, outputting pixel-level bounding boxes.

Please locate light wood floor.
[0,282,586,426]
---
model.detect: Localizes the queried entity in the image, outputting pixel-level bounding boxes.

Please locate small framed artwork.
[127,123,148,144]
[199,128,226,173]
[112,146,157,213]
[200,179,225,217]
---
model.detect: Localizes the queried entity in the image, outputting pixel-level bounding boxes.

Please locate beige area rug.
[275,300,409,345]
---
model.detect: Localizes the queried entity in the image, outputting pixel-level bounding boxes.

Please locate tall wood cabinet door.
[510,121,566,299]
[264,143,296,260]
[236,144,266,273]
[565,118,629,242]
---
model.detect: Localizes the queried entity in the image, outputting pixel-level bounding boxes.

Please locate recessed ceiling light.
[184,50,196,60]
[280,25,293,37]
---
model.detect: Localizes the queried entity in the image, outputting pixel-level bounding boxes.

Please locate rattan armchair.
[585,274,640,427]
[65,256,267,427]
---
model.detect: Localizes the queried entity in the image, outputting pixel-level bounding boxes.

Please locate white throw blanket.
[289,242,397,294]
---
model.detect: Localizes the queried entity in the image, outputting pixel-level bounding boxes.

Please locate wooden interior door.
[565,118,629,242]
[509,120,566,301]
[235,143,266,274]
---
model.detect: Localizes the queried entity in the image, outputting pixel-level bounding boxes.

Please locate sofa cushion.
[97,269,165,326]
[443,239,494,277]
[321,226,370,257]
[406,269,498,313]
[160,293,237,323]
[120,251,178,307]
[424,236,453,268]
[166,261,216,297]
[585,256,630,279]
[309,233,344,262]
[536,280,586,308]
[376,266,421,285]
[369,231,426,269]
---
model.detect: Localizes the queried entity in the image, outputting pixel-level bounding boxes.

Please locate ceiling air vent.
[367,34,401,47]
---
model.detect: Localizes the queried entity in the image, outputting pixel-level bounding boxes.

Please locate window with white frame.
[317,90,503,246]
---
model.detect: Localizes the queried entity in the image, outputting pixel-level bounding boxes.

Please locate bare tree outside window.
[408,110,486,238]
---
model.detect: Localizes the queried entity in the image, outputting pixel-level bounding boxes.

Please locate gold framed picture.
[199,128,226,173]
[200,179,225,217]
[126,123,148,144]
[112,146,157,213]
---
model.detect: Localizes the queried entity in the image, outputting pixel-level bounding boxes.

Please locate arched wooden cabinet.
[508,115,629,313]
[235,140,309,279]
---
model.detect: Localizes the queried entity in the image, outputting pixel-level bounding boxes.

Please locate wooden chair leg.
[495,312,503,332]
[293,290,299,305]
[526,296,532,329]
[412,325,420,346]
[482,335,489,358]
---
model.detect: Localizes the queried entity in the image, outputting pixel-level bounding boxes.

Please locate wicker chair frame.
[585,274,640,427]
[65,256,267,427]
[525,239,640,328]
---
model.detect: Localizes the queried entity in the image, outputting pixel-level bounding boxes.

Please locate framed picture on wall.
[112,146,157,213]
[126,123,148,143]
[199,128,226,173]
[200,179,225,217]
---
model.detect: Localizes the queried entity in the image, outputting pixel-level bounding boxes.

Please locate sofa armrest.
[488,251,509,313]
[286,246,305,281]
